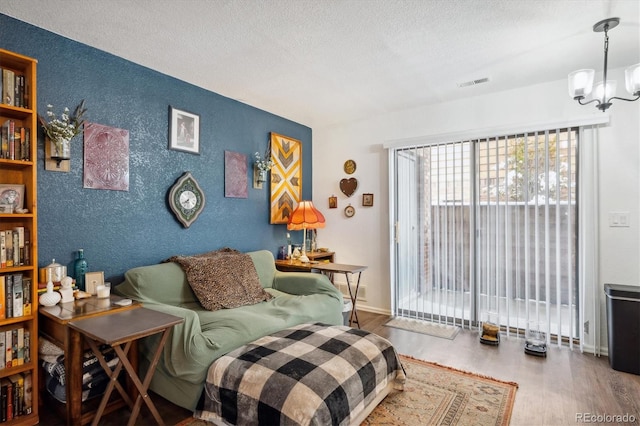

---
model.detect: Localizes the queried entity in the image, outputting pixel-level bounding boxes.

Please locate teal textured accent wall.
[0,14,312,282]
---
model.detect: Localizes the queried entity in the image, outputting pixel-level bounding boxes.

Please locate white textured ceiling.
[1,0,639,128]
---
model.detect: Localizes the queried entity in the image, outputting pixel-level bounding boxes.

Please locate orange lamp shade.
[287,201,326,230]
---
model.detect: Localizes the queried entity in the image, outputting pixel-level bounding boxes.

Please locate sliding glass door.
[392,128,578,341]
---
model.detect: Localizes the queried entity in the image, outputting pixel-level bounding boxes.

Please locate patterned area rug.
[362,355,518,425]
[177,355,517,426]
[385,317,461,340]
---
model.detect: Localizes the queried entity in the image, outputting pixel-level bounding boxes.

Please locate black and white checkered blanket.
[195,323,405,426]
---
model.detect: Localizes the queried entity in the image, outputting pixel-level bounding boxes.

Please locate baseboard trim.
[356,304,391,316]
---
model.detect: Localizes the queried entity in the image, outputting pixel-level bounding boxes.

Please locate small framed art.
[85,271,105,295]
[363,193,374,207]
[329,196,337,209]
[0,184,25,213]
[169,106,200,154]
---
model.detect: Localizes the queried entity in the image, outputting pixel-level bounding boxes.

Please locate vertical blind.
[393,127,579,345]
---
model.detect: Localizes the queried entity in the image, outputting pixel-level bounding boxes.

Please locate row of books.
[1,68,29,109]
[0,325,31,370]
[0,274,32,321]
[0,228,30,268]
[0,120,31,161]
[0,371,32,422]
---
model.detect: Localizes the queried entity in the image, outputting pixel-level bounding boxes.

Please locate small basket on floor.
[479,311,500,346]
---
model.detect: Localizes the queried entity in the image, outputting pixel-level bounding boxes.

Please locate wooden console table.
[275,251,335,272]
[314,263,367,328]
[38,295,140,425]
[68,308,183,426]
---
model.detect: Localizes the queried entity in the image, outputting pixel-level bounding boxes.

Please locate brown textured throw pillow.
[166,248,272,311]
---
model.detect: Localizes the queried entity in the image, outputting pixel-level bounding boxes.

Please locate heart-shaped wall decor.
[340,178,358,197]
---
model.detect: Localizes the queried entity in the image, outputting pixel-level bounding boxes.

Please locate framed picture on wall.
[270,132,302,224]
[362,193,374,207]
[169,106,200,154]
[329,195,337,209]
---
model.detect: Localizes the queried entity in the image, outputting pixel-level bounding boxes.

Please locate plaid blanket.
[41,344,119,403]
[195,323,405,426]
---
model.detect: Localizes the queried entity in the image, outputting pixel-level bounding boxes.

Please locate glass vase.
[74,248,88,291]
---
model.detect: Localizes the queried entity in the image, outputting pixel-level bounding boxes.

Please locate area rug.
[385,316,461,340]
[176,355,518,426]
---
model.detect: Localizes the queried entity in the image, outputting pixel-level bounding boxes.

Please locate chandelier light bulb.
[568,69,594,98]
[594,80,617,102]
[625,64,640,95]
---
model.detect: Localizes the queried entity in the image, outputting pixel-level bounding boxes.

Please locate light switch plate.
[608,211,630,227]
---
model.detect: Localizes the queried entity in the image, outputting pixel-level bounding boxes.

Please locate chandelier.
[568,17,640,112]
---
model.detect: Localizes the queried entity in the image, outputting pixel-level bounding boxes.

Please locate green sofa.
[114,250,343,411]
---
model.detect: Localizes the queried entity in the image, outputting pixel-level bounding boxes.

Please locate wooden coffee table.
[68,308,183,426]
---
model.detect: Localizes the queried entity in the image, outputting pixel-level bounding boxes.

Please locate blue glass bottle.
[74,248,88,291]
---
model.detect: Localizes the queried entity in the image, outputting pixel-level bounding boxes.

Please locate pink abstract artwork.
[83,122,130,191]
[224,151,248,198]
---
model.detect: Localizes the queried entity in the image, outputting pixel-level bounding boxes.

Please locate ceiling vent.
[457,77,490,88]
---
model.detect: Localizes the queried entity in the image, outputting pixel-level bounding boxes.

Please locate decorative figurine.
[39,270,61,306]
[59,276,74,303]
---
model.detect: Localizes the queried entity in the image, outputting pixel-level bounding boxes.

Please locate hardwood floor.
[40,311,640,425]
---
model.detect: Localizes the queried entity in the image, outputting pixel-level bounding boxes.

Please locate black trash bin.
[604,283,640,375]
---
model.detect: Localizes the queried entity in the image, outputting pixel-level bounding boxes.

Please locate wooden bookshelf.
[0,48,38,425]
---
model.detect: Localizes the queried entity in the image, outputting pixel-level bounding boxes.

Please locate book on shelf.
[0,276,4,320]
[1,377,11,422]
[3,230,12,267]
[13,75,23,108]
[14,227,24,267]
[0,232,5,268]
[4,275,11,319]
[4,329,11,369]
[21,127,30,161]
[12,126,20,162]
[22,278,31,316]
[16,328,23,367]
[1,69,14,107]
[0,330,4,369]
[10,328,17,367]
[23,330,30,364]
[22,228,30,267]
[11,274,22,319]
[11,232,18,268]
[1,119,14,161]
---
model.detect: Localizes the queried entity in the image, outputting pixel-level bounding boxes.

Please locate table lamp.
[287,200,325,263]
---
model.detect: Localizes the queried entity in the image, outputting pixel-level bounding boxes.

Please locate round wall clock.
[168,171,206,228]
[345,204,356,218]
[344,159,357,175]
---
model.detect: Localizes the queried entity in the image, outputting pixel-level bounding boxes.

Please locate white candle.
[96,285,110,298]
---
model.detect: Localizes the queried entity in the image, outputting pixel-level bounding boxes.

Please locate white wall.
[313,68,640,347]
